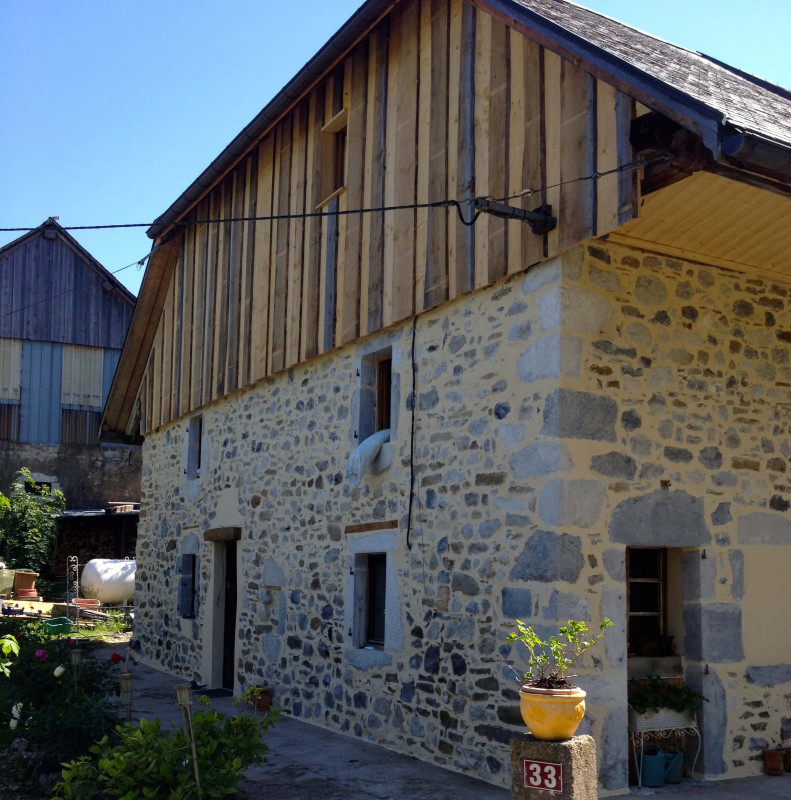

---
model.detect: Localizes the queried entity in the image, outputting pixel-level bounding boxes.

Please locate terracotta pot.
[14,571,38,596]
[783,747,791,773]
[519,685,586,741]
[763,748,784,776]
[251,687,272,711]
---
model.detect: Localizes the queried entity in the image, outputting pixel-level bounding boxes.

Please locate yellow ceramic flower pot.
[519,685,586,740]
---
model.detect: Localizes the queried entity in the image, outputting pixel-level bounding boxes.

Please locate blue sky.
[1,0,788,296]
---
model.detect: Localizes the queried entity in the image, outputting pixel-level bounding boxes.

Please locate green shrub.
[54,706,279,799]
[0,625,119,771]
[628,675,707,715]
[0,467,65,573]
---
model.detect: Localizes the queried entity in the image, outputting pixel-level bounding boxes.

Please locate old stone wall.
[132,239,791,793]
[0,442,141,509]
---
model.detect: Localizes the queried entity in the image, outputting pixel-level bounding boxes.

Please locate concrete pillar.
[511,734,598,800]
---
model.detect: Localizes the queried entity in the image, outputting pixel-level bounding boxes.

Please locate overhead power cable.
[0,154,671,235]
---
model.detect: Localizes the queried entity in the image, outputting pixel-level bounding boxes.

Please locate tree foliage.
[0,468,65,573]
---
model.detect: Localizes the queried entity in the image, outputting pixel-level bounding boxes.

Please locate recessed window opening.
[366,553,386,646]
[319,108,348,205]
[358,347,393,443]
[627,547,667,657]
[375,356,392,433]
[186,415,203,480]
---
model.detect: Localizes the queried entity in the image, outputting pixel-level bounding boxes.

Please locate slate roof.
[514,0,791,148]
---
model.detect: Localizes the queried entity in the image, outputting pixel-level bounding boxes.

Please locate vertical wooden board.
[454,1,476,296]
[179,224,194,417]
[190,200,208,409]
[323,198,339,352]
[596,79,619,235]
[558,59,595,249]
[301,87,324,360]
[252,136,274,381]
[286,103,307,367]
[226,166,245,391]
[240,149,258,386]
[415,0,432,312]
[161,276,174,425]
[340,45,367,345]
[203,191,218,405]
[520,36,545,270]
[487,15,508,283]
[170,246,182,421]
[446,0,462,299]
[543,49,561,258]
[382,8,399,328]
[616,90,637,224]
[389,0,419,324]
[318,81,334,354]
[214,176,233,397]
[150,327,162,431]
[271,120,291,373]
[367,21,388,335]
[425,0,449,309]
[334,57,351,347]
[508,29,525,274]
[473,7,490,289]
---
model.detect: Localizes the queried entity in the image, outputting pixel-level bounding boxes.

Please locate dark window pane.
[366,553,386,646]
[630,582,661,613]
[629,548,661,579]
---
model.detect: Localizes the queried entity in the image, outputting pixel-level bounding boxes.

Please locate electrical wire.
[0,155,670,234]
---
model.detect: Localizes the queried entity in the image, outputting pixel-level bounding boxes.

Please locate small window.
[319,109,348,205]
[375,356,392,433]
[186,415,203,480]
[353,552,387,648]
[178,553,198,618]
[627,547,666,657]
[358,347,393,443]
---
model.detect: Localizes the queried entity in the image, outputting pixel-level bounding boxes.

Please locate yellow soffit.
[609,171,791,281]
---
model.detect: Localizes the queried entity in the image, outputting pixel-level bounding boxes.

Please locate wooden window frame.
[626,547,668,657]
[317,108,348,207]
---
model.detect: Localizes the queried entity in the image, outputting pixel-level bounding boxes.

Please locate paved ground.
[123,653,791,799]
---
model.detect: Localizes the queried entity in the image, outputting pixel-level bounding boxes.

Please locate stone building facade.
[132,239,791,792]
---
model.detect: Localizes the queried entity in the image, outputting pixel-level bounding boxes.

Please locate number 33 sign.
[523,759,563,793]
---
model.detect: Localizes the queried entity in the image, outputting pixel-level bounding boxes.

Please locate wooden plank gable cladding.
[139,0,637,434]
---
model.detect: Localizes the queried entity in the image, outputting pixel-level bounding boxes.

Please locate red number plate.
[523,759,563,793]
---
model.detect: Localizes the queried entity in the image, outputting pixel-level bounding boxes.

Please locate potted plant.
[507,618,612,740]
[238,684,273,712]
[627,675,706,731]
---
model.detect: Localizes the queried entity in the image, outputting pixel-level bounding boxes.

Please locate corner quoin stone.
[511,734,597,800]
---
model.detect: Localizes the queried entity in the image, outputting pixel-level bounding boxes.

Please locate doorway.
[222,539,237,690]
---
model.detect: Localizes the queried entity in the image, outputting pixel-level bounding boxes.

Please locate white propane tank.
[80,559,135,605]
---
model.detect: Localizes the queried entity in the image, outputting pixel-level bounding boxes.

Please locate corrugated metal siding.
[61,345,103,408]
[102,349,121,406]
[0,231,134,348]
[60,408,101,445]
[0,403,20,441]
[20,341,62,444]
[0,338,21,401]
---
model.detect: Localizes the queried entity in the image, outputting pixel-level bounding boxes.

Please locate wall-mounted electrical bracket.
[473,198,556,234]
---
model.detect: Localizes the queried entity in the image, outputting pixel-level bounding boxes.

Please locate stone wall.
[132,239,791,793]
[0,442,141,509]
